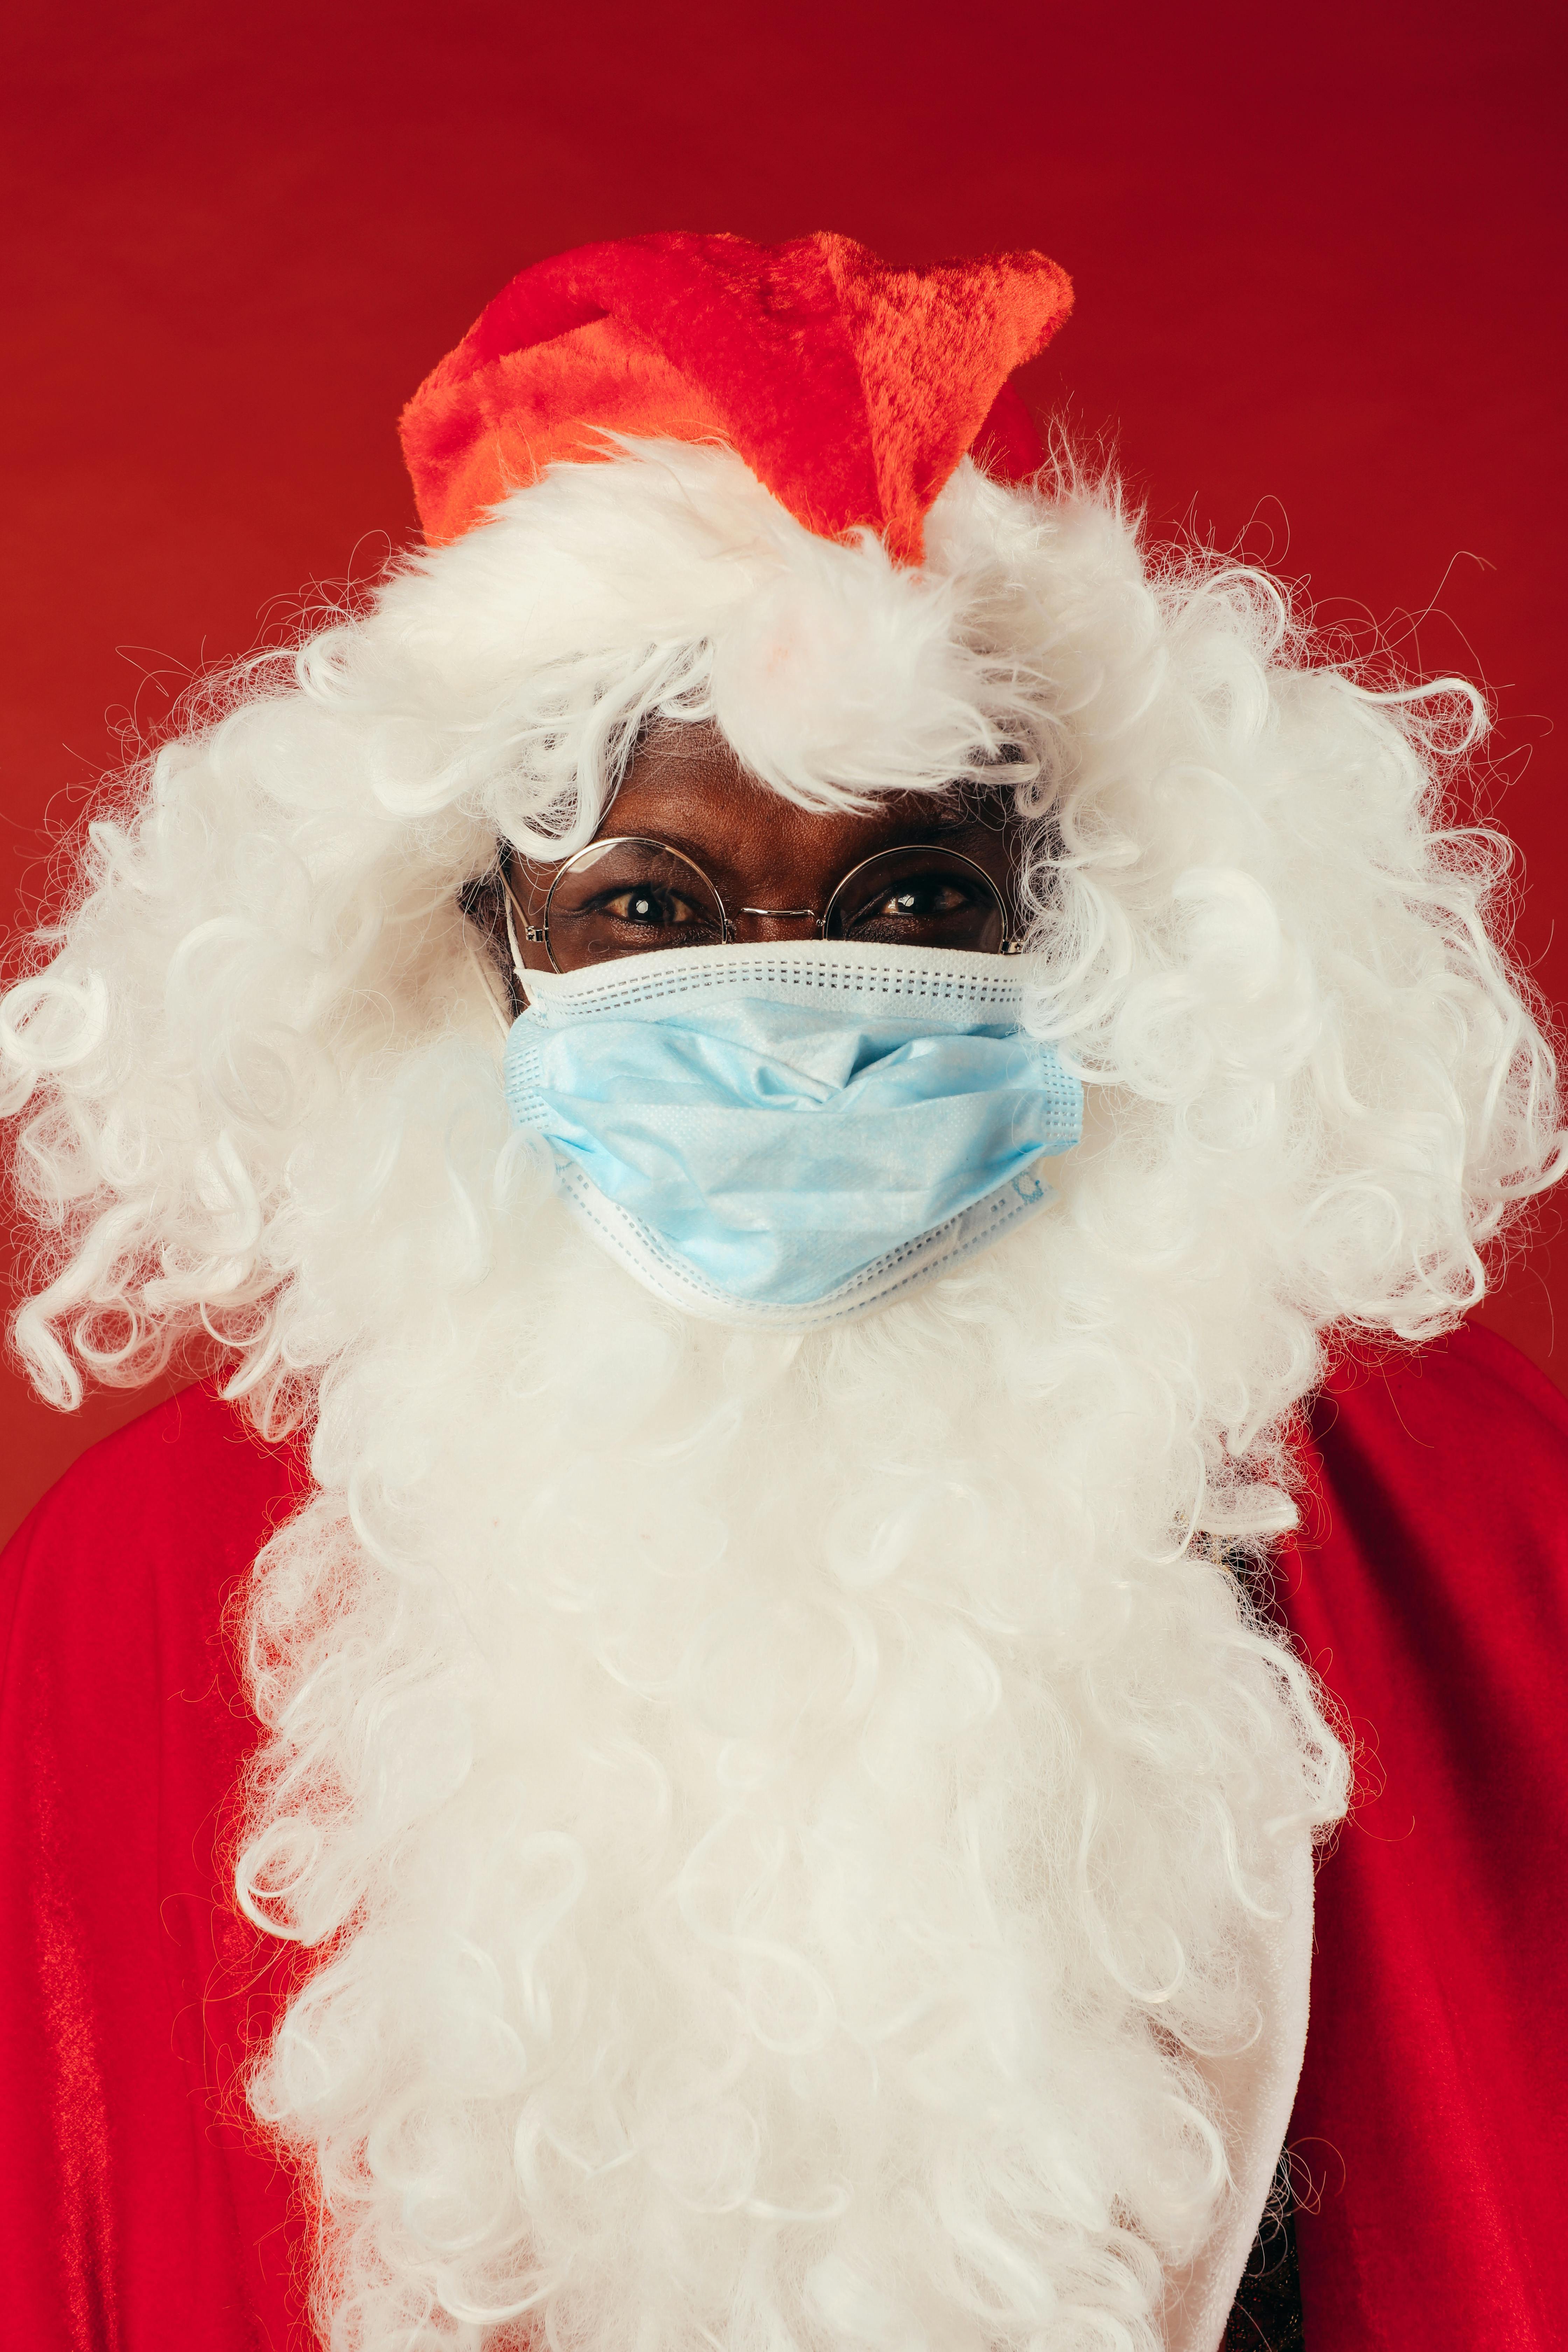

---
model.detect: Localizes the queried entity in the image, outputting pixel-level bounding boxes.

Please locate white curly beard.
[237,1096,1342,2352]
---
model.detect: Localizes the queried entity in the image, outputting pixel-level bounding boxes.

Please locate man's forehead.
[569,728,1019,861]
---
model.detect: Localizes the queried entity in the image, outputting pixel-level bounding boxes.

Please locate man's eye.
[873,878,970,920]
[598,887,701,926]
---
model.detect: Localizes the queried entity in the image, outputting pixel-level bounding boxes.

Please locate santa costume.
[1,232,1564,2352]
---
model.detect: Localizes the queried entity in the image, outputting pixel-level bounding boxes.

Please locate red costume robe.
[2,1322,1564,2349]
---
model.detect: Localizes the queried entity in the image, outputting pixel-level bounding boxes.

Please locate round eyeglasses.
[503,836,1023,974]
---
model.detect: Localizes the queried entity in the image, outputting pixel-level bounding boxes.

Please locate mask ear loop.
[460,862,523,1041]
[462,918,514,1043]
[500,870,533,1008]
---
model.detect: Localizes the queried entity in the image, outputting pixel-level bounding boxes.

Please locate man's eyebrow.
[924,788,1013,836]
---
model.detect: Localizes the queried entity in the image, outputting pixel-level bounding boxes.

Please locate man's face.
[505,721,1024,977]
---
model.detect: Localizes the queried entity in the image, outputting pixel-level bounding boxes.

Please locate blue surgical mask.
[502,941,1082,1327]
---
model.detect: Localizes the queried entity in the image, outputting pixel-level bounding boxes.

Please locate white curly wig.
[2,441,1562,2352]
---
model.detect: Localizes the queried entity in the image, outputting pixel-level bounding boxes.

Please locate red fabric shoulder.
[1280,1322,1568,2350]
[0,1383,307,2351]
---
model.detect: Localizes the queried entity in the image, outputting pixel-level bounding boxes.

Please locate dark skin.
[478,720,1025,995]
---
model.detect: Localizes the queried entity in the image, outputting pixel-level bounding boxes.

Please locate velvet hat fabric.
[400,231,1073,564]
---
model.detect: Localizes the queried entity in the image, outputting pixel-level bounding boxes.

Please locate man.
[1,231,1564,2351]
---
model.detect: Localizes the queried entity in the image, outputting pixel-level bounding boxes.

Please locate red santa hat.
[400,231,1073,565]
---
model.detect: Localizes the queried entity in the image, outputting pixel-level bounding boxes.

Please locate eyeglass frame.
[501,834,1026,976]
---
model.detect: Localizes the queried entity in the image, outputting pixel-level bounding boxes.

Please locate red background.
[2,0,1564,1546]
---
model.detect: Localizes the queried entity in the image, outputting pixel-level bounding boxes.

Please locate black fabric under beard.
[1223,2154,1304,2350]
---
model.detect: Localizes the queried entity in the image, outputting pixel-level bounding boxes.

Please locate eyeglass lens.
[821,845,1007,954]
[542,838,728,968]
[534,837,1009,969]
